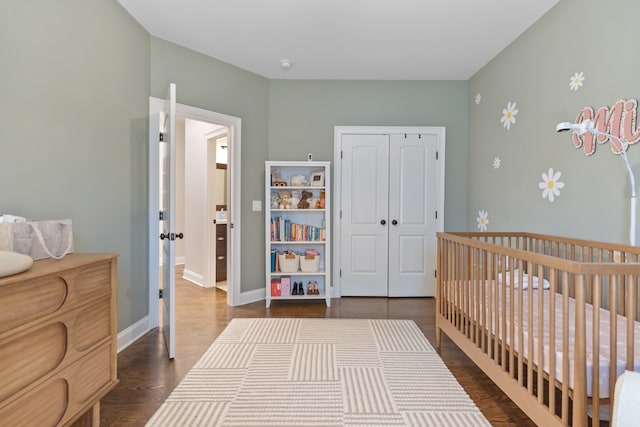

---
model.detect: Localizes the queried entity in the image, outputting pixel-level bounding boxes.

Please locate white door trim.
[333,126,445,297]
[149,97,242,330]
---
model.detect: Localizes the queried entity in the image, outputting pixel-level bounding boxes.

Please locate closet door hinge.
[159,132,164,142]
[340,150,343,159]
[435,270,437,278]
[340,210,342,219]
[435,211,438,219]
[436,151,439,160]
[159,210,164,221]
[340,269,342,278]
[159,289,164,299]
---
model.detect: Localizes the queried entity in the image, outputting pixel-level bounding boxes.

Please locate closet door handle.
[392,220,398,225]
[380,219,386,225]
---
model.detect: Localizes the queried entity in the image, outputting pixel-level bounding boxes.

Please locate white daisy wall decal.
[500,102,518,130]
[569,72,585,91]
[538,168,565,202]
[475,93,482,104]
[477,210,489,232]
[493,156,501,170]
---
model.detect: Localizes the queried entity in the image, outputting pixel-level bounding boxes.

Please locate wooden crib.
[436,232,640,426]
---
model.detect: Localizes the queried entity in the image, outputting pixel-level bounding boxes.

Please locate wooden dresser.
[0,253,118,426]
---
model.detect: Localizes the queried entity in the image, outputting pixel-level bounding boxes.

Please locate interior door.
[340,134,389,296]
[388,133,437,296]
[161,83,177,359]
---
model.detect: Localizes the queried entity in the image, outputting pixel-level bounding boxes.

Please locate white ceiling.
[117,0,560,80]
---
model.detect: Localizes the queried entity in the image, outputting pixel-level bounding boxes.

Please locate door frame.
[333,126,445,297]
[149,97,242,330]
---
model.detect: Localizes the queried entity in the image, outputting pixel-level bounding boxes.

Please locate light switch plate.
[252,200,262,211]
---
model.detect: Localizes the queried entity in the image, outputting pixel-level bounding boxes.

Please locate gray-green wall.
[268,80,468,232]
[1,0,150,331]
[468,0,640,244]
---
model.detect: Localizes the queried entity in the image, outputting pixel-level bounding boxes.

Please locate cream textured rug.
[146,318,490,426]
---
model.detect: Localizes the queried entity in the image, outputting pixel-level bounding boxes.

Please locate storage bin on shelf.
[300,255,320,272]
[279,254,299,273]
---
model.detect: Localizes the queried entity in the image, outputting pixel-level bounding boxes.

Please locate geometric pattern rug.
[146,318,491,426]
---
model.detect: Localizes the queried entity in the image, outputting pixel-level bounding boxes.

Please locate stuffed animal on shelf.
[298,190,313,209]
[290,190,300,209]
[290,174,307,187]
[278,190,294,209]
[307,197,320,209]
[270,192,280,209]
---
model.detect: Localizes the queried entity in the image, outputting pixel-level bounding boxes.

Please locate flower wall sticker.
[500,101,518,130]
[538,168,565,202]
[493,156,501,170]
[477,210,489,232]
[569,72,585,91]
[475,93,482,104]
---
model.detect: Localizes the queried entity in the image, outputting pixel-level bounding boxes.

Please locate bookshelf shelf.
[265,161,331,307]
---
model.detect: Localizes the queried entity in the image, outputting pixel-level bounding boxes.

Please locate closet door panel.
[388,133,437,296]
[340,134,389,296]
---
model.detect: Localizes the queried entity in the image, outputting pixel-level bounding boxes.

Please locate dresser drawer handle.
[217,256,225,260]
[217,237,225,241]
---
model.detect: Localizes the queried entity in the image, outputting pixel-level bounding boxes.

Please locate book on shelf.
[270,278,281,296]
[280,276,291,296]
[270,249,277,272]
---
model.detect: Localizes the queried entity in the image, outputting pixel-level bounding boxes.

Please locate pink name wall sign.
[572,98,640,156]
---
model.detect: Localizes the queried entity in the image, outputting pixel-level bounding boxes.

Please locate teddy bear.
[278,190,294,209]
[298,190,313,209]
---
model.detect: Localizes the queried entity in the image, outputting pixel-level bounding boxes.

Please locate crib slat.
[548,268,556,416]
[592,275,601,424]
[501,254,507,371]
[562,271,570,425]
[518,258,524,388]
[527,263,534,395]
[509,255,516,380]
[610,274,617,403]
[628,272,637,370]
[572,275,587,427]
[537,264,544,405]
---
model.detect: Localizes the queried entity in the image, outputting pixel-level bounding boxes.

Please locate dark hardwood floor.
[100,271,536,426]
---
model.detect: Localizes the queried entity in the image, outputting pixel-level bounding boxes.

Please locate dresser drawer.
[0,341,116,427]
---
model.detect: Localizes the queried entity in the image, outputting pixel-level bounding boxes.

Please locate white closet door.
[388,134,437,297]
[340,134,389,296]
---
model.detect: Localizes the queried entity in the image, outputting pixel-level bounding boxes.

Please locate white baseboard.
[239,287,266,305]
[182,269,205,287]
[117,316,150,353]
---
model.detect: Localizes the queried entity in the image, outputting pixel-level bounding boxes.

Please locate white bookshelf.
[265,161,331,307]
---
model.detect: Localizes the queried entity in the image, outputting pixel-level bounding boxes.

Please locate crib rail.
[436,232,640,427]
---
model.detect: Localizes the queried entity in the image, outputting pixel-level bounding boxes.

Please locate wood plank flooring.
[100,272,535,426]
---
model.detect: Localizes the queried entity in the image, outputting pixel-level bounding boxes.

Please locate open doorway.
[207,132,229,292]
[180,118,229,292]
[148,97,242,333]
